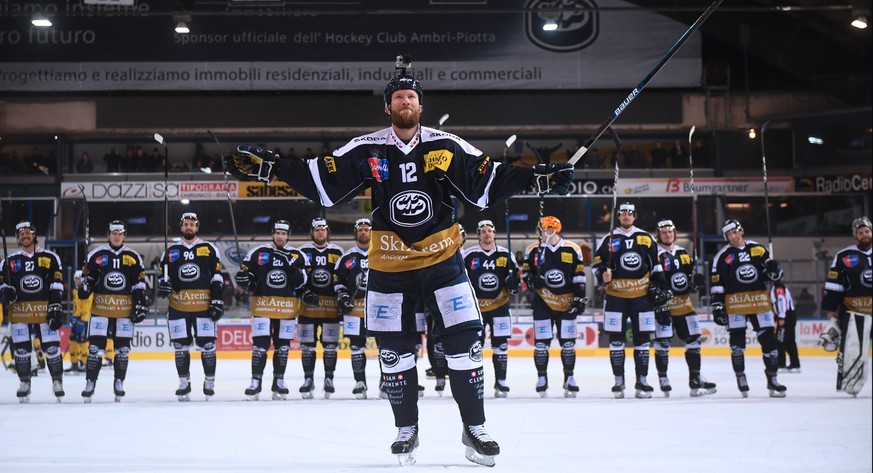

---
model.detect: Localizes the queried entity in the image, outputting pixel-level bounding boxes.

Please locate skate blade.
[177,394,190,402]
[740,391,749,398]
[417,391,424,398]
[204,395,213,401]
[613,391,625,399]
[301,392,314,400]
[494,390,507,399]
[83,397,92,404]
[272,392,287,401]
[563,390,577,398]
[18,396,30,404]
[436,390,444,397]
[464,447,496,467]
[662,391,670,398]
[537,390,547,398]
[324,392,332,399]
[634,390,652,399]
[114,396,123,403]
[245,394,260,401]
[768,390,787,398]
[354,392,367,400]
[395,452,417,466]
[379,391,388,400]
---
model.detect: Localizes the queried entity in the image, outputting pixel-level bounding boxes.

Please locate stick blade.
[505,135,517,148]
[153,133,164,145]
[688,126,696,141]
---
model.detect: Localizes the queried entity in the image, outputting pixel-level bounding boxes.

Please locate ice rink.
[2,354,870,473]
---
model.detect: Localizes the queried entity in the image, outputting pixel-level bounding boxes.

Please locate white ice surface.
[2,355,870,473]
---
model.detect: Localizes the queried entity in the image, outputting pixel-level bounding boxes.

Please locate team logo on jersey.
[469,258,480,270]
[38,256,51,269]
[619,252,642,271]
[609,237,621,252]
[123,254,137,266]
[724,254,734,265]
[662,258,672,271]
[670,272,688,292]
[478,272,499,292]
[751,246,765,257]
[368,157,389,182]
[525,0,599,53]
[96,255,108,266]
[258,252,270,265]
[843,254,859,267]
[345,258,356,270]
[20,274,43,294]
[178,263,200,282]
[169,249,180,263]
[104,271,127,291]
[561,252,573,263]
[266,269,287,289]
[324,156,336,173]
[380,349,400,368]
[196,247,210,257]
[9,260,21,272]
[861,269,872,288]
[311,268,332,288]
[389,191,433,227]
[544,269,566,288]
[735,264,758,284]
[496,257,507,267]
[423,149,454,173]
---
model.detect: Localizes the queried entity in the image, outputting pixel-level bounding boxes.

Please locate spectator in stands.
[691,139,711,167]
[302,148,315,159]
[28,146,49,174]
[149,147,165,172]
[287,147,298,160]
[103,147,121,173]
[584,147,602,169]
[668,139,687,169]
[121,148,135,172]
[650,141,668,168]
[193,146,210,171]
[626,144,645,168]
[76,151,94,174]
[174,160,190,172]
[132,146,146,172]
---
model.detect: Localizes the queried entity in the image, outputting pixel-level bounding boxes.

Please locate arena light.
[31,14,52,27]
[175,21,190,34]
[748,128,756,139]
[851,16,867,29]
[808,136,824,145]
[543,20,558,31]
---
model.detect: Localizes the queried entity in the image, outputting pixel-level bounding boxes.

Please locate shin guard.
[444,329,486,427]
[654,339,670,376]
[114,346,130,381]
[533,342,549,377]
[200,343,217,378]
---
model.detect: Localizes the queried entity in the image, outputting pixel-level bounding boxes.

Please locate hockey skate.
[378,380,388,400]
[535,376,548,398]
[272,378,289,400]
[113,379,125,402]
[245,378,262,401]
[766,372,787,398]
[352,381,368,400]
[658,375,672,398]
[563,375,579,398]
[690,375,717,397]
[418,384,425,398]
[82,379,96,404]
[634,376,653,399]
[611,375,626,399]
[735,372,750,398]
[434,378,446,397]
[425,367,435,379]
[176,377,192,402]
[391,424,419,466]
[299,377,315,399]
[203,377,216,400]
[17,380,31,404]
[323,377,335,399]
[462,424,500,467]
[494,380,510,399]
[52,378,65,401]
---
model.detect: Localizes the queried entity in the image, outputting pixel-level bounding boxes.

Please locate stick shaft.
[209,130,243,270]
[688,126,698,264]
[569,0,723,166]
[761,120,773,257]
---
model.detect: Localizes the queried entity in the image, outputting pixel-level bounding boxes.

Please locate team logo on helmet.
[735,264,758,284]
[389,191,433,227]
[620,252,642,271]
[525,0,599,53]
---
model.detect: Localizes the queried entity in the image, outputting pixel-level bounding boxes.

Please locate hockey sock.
[44,345,64,380]
[560,341,576,376]
[730,346,745,374]
[444,329,486,426]
[113,346,130,381]
[534,342,549,377]
[14,350,32,381]
[654,339,670,375]
[351,346,367,382]
[433,341,448,378]
[86,344,103,381]
[174,344,191,378]
[609,341,626,376]
[492,344,508,381]
[323,344,338,378]
[301,345,316,378]
[633,345,650,377]
[381,363,419,427]
[273,345,289,377]
[201,342,217,378]
[685,347,702,374]
[251,346,268,378]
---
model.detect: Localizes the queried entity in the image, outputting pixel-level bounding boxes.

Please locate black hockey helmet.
[477,219,496,234]
[15,220,37,244]
[383,55,424,106]
[180,212,199,227]
[721,219,743,240]
[311,218,328,230]
[108,220,126,235]
[273,219,291,233]
[852,216,871,236]
[656,219,676,243]
[617,202,636,216]
[354,218,371,231]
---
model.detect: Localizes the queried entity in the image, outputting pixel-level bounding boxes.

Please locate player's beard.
[390,106,421,130]
[858,234,872,250]
[357,234,370,246]
[182,229,197,240]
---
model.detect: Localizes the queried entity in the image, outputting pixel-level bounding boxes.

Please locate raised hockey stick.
[502,135,518,253]
[436,113,450,130]
[153,133,170,282]
[605,127,621,273]
[0,199,13,371]
[688,126,699,265]
[208,130,243,271]
[568,0,723,166]
[760,120,774,257]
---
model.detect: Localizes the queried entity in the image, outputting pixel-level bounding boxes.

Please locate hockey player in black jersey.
[653,219,716,397]
[334,218,372,399]
[819,217,872,397]
[462,220,521,398]
[224,55,573,467]
[710,219,787,398]
[156,212,225,401]
[237,219,307,401]
[593,203,671,399]
[78,220,147,403]
[0,221,66,403]
[297,218,345,399]
[521,216,586,398]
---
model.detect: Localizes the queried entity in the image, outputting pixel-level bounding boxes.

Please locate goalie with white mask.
[820,217,872,397]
